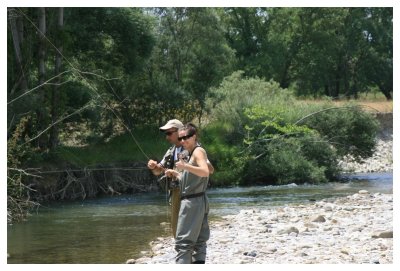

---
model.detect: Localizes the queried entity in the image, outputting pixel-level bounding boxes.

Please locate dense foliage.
[203,73,380,185]
[7,7,391,221]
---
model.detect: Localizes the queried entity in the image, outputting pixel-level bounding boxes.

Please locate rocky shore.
[132,191,393,264]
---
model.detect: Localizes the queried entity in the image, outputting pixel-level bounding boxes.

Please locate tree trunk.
[8,8,28,96]
[38,8,46,85]
[37,7,47,149]
[380,86,392,100]
[50,7,64,149]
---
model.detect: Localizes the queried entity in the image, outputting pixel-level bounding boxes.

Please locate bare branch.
[21,101,93,146]
[8,167,42,179]
[7,70,72,105]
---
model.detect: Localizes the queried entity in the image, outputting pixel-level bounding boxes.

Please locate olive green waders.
[174,194,210,264]
[172,146,210,264]
[170,186,181,238]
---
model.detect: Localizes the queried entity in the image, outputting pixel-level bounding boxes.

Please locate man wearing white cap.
[147,119,186,242]
[147,119,185,176]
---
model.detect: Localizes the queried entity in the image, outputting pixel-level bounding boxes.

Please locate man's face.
[164,128,180,145]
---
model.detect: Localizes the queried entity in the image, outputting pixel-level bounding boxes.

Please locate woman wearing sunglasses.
[165,123,211,264]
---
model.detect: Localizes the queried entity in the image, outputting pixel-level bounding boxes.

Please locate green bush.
[301,104,380,161]
[204,72,379,186]
[244,138,330,185]
[240,107,339,185]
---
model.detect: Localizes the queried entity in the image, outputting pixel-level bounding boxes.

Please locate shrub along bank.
[202,72,380,186]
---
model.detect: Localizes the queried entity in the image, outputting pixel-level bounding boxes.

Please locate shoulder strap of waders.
[188,145,200,161]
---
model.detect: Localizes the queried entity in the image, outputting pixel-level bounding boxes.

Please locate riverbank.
[131,191,393,264]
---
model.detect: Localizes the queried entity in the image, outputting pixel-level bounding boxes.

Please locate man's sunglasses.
[164,130,177,136]
[178,133,194,141]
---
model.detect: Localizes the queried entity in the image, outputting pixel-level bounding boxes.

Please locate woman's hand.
[175,159,186,171]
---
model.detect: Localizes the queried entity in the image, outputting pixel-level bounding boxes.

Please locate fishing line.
[294,104,380,125]
[8,166,150,175]
[245,104,383,159]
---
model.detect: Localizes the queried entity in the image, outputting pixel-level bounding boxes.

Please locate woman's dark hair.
[179,123,198,138]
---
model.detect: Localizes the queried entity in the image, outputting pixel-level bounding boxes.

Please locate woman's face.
[178,129,195,150]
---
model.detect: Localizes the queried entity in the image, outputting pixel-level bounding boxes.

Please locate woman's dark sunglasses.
[178,133,194,141]
[164,130,177,136]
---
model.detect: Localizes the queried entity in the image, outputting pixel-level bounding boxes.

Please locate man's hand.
[165,169,179,178]
[147,159,158,170]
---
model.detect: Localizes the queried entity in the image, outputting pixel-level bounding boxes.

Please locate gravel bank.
[132,191,393,264]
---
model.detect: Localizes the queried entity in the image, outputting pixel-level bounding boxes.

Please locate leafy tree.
[63,8,155,133]
[220,7,393,99]
[361,7,393,100]
[146,7,235,124]
[221,8,270,78]
[206,71,289,135]
[290,8,392,99]
[8,7,156,147]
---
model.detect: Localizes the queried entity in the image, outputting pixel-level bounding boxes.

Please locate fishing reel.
[157,150,189,192]
[178,150,190,162]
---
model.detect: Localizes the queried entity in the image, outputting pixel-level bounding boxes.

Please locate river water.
[7,172,393,264]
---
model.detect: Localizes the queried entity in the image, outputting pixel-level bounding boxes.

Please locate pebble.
[131,192,393,264]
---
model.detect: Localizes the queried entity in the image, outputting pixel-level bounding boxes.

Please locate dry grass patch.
[299,99,393,113]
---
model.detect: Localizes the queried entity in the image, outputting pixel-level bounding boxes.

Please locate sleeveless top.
[179,146,209,198]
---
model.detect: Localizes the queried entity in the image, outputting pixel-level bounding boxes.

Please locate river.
[7,172,392,264]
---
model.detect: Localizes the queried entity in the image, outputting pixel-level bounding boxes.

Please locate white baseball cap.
[159,119,184,131]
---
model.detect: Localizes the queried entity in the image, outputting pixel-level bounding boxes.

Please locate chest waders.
[170,185,180,238]
[174,146,210,264]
